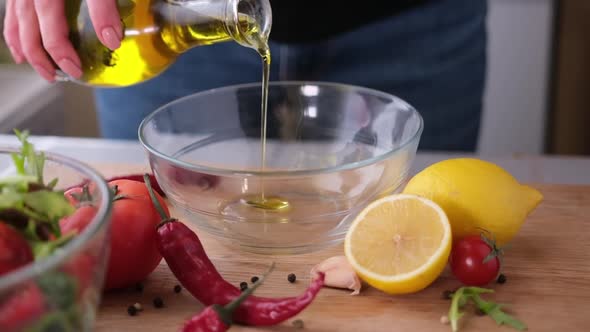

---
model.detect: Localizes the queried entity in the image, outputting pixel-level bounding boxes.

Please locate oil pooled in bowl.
[242,194,291,211]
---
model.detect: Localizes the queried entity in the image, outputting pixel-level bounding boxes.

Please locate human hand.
[2,0,122,82]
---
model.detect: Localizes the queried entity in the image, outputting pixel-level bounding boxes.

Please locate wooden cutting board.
[91,163,590,332]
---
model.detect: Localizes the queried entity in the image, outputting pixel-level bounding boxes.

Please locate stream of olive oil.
[243,39,290,212]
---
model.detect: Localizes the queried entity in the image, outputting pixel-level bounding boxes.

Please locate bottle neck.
[158,0,271,55]
[224,0,272,52]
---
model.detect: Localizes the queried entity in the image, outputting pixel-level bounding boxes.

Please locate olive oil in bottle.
[61,0,272,87]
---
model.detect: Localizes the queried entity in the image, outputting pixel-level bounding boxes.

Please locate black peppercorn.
[497,274,507,284]
[292,319,304,329]
[240,281,248,291]
[174,285,182,293]
[127,305,137,316]
[251,276,259,283]
[153,297,164,308]
[288,273,296,283]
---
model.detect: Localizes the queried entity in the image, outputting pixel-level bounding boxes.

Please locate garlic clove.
[310,256,362,295]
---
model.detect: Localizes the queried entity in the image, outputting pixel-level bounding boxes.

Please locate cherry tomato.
[449,235,501,286]
[0,282,45,331]
[103,179,169,291]
[0,222,34,277]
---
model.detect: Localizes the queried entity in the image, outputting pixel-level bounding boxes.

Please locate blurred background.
[0,0,587,156]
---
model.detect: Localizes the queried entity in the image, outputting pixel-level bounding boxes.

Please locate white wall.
[478,0,555,155]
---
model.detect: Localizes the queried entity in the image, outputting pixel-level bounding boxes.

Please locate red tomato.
[59,205,98,235]
[60,193,100,295]
[103,179,169,291]
[64,183,97,207]
[0,283,45,331]
[62,253,97,299]
[0,223,34,277]
[167,164,220,190]
[449,235,501,286]
[64,187,83,206]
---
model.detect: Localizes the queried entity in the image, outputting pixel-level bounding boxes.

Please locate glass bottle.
[58,0,272,87]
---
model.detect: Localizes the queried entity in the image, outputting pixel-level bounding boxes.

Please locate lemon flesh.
[402,158,543,245]
[344,194,452,295]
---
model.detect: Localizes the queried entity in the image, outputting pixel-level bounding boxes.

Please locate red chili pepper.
[181,263,272,332]
[143,174,325,327]
[182,306,229,332]
[66,173,166,197]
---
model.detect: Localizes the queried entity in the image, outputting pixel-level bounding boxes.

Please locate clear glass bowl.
[0,149,112,331]
[139,81,423,254]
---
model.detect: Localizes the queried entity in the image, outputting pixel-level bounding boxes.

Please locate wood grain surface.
[91,163,590,332]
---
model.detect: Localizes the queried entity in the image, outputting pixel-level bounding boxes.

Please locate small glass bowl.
[139,81,423,254]
[0,148,112,331]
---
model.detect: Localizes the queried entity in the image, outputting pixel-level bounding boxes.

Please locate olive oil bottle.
[60,0,272,87]
[62,0,289,212]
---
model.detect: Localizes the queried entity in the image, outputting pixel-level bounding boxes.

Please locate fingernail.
[33,65,55,82]
[101,26,121,50]
[58,58,83,79]
[8,46,23,64]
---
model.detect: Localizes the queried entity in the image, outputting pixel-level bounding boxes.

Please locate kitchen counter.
[87,165,590,332]
[0,134,589,185]
[1,134,589,331]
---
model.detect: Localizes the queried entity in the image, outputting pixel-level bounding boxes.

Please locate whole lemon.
[402,158,543,245]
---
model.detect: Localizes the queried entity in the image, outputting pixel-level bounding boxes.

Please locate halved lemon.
[344,194,452,294]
